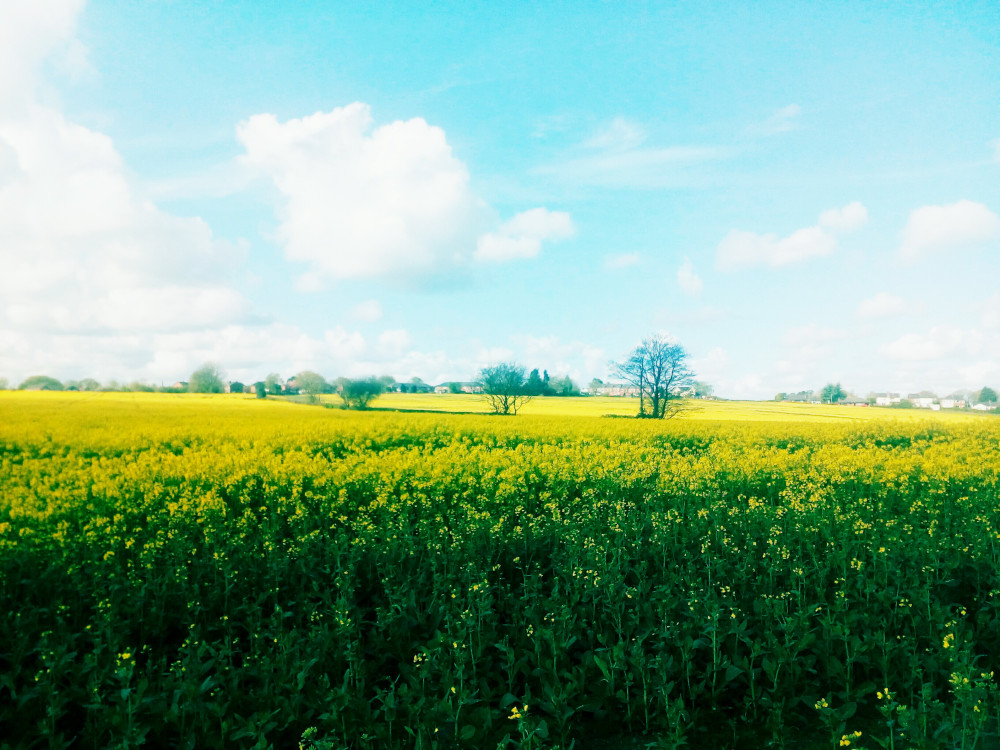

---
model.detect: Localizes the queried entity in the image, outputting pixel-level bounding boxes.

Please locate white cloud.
[715,202,866,271]
[689,346,729,381]
[0,106,249,336]
[604,252,639,270]
[534,145,728,188]
[716,226,837,271]
[899,200,1000,262]
[0,0,87,107]
[533,116,726,188]
[351,299,383,322]
[782,324,847,349]
[239,105,571,282]
[819,201,868,232]
[856,292,905,320]
[752,104,802,136]
[474,208,574,262]
[377,328,412,356]
[508,333,607,383]
[881,326,980,362]
[583,117,646,151]
[981,293,1000,329]
[677,257,703,296]
[239,104,484,282]
[0,5,251,350]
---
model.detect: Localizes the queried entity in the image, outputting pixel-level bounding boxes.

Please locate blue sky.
[1,1,999,398]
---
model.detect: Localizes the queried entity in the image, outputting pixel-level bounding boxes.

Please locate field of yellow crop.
[343,391,986,422]
[2,391,999,748]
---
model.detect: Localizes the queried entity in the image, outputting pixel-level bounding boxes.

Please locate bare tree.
[478,362,532,415]
[614,334,693,418]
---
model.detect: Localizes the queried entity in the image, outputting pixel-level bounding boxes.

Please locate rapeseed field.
[2,392,999,748]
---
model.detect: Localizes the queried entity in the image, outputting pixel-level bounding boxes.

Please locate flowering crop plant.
[1,391,999,748]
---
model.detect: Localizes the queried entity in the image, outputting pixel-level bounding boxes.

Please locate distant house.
[593,384,641,397]
[781,391,814,403]
[874,392,901,406]
[434,385,449,394]
[841,396,868,406]
[171,381,188,390]
[907,393,937,409]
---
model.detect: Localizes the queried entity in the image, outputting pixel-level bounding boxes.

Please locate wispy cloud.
[532,116,728,188]
[750,104,802,136]
[582,116,646,151]
[603,252,639,270]
[534,145,728,188]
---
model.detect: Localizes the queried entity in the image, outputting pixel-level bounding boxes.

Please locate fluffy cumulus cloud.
[676,257,703,296]
[899,200,1000,262]
[856,292,905,320]
[715,202,866,271]
[239,104,571,282]
[0,0,87,106]
[0,0,252,385]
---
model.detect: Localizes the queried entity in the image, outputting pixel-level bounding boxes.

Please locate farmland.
[2,392,1000,748]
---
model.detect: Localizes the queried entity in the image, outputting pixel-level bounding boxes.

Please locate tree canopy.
[188,364,224,394]
[293,371,328,398]
[18,375,64,391]
[264,373,283,395]
[979,386,998,404]
[820,383,846,404]
[340,378,384,410]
